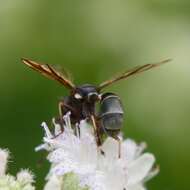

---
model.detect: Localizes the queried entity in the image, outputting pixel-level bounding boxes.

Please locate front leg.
[53,100,72,130]
[58,98,82,125]
[53,100,77,137]
[59,101,75,116]
[52,101,66,132]
[58,100,76,123]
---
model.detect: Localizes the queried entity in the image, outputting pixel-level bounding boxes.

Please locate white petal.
[17,169,34,184]
[79,171,105,190]
[103,169,127,190]
[144,166,159,182]
[128,184,147,190]
[79,120,94,138]
[0,149,9,176]
[77,134,97,167]
[47,148,69,164]
[121,139,146,162]
[135,142,147,157]
[102,137,119,160]
[44,175,62,190]
[49,159,79,176]
[128,153,155,185]
[122,139,138,161]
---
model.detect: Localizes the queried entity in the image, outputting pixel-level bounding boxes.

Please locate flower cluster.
[0,149,35,190]
[36,112,158,190]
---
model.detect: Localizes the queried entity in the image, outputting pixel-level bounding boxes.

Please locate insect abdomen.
[99,93,124,135]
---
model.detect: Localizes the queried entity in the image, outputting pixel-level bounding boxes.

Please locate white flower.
[36,112,158,190]
[44,175,62,190]
[17,169,35,185]
[0,148,35,190]
[0,148,9,177]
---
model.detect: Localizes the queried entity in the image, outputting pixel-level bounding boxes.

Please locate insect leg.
[90,115,105,156]
[56,100,76,132]
[114,135,121,158]
[58,101,64,117]
[53,101,77,138]
[90,115,102,146]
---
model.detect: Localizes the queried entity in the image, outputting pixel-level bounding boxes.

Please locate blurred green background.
[0,0,190,189]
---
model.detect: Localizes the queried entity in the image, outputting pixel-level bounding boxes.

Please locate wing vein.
[98,59,171,90]
[22,58,75,89]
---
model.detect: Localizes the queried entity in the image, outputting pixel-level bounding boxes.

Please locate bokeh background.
[0,0,190,189]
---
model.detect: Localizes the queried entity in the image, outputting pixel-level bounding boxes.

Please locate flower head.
[0,148,35,190]
[36,112,158,190]
[0,148,9,176]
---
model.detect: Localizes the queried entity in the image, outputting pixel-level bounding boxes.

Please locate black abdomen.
[99,93,124,136]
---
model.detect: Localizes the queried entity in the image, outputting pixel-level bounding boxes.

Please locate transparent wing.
[53,65,74,83]
[98,59,171,90]
[22,58,75,89]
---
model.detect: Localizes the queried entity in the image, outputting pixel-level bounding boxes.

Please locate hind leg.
[113,135,121,158]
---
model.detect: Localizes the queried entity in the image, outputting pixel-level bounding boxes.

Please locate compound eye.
[74,93,83,99]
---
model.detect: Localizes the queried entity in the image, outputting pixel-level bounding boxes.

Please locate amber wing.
[98,59,171,90]
[22,58,75,89]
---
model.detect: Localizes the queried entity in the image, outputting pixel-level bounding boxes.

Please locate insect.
[22,58,170,154]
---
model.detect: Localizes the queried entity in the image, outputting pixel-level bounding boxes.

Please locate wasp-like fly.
[22,58,170,155]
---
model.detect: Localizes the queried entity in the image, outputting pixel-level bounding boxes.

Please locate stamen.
[41,122,53,139]
[52,118,62,135]
[63,112,72,131]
